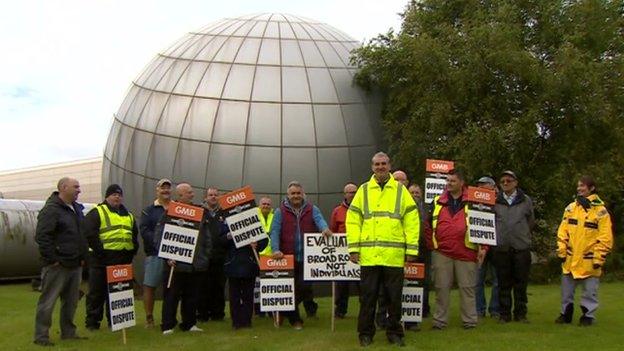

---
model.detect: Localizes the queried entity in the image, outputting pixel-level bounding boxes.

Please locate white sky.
[0,0,406,171]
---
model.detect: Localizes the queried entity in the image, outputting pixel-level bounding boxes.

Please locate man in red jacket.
[426,169,484,330]
[330,182,358,318]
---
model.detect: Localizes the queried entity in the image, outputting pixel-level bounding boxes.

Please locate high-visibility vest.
[431,196,477,251]
[346,175,419,267]
[96,204,134,251]
[258,208,273,256]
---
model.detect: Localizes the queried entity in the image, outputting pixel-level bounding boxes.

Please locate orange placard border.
[166,201,204,222]
[106,264,134,283]
[218,186,256,210]
[259,255,295,271]
[425,159,455,174]
[465,186,496,206]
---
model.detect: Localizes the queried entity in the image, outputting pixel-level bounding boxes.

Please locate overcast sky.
[0,0,406,171]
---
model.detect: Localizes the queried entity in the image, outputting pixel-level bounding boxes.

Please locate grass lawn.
[1,281,623,350]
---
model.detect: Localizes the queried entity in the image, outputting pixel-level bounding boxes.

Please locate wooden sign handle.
[167,266,174,288]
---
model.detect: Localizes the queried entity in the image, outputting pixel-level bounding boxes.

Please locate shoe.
[335,313,346,319]
[555,314,572,324]
[490,313,500,319]
[359,335,373,347]
[146,315,155,328]
[61,335,88,340]
[162,329,174,335]
[514,316,530,324]
[497,316,511,324]
[387,334,405,347]
[579,316,594,326]
[293,322,303,330]
[405,323,421,332]
[33,340,55,347]
[85,325,99,331]
[431,324,445,331]
[463,324,476,330]
[189,325,203,332]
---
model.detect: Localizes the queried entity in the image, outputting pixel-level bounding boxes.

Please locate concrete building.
[0,157,103,204]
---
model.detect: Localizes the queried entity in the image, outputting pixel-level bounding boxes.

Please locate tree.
[352,0,624,267]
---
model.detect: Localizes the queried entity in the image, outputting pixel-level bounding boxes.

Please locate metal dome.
[102,13,381,214]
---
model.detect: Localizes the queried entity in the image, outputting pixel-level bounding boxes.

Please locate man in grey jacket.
[492,171,535,323]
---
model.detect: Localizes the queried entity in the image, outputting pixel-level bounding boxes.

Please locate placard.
[401,287,424,322]
[158,223,199,264]
[219,186,269,248]
[254,277,261,304]
[425,159,455,204]
[303,233,360,281]
[466,186,497,246]
[107,265,136,332]
[259,255,295,312]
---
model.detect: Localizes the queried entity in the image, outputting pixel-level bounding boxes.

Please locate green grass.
[2,282,623,350]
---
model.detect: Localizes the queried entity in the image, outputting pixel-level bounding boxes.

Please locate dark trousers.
[284,264,313,325]
[492,249,531,319]
[198,259,226,321]
[335,281,359,316]
[358,266,404,339]
[85,266,110,328]
[228,277,255,328]
[162,271,200,331]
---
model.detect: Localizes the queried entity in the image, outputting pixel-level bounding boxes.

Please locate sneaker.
[293,322,303,330]
[189,325,203,332]
[463,324,476,330]
[162,329,174,335]
[387,334,405,347]
[33,340,55,347]
[432,324,445,331]
[359,335,373,347]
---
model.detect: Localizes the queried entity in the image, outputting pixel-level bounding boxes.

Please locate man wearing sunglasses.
[492,171,535,324]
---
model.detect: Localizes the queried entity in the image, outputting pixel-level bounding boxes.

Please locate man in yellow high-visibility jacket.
[346,152,419,347]
[258,197,274,256]
[83,184,138,330]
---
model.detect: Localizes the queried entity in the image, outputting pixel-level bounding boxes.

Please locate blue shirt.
[270,199,328,262]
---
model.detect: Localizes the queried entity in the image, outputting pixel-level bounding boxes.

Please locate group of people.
[32,151,614,348]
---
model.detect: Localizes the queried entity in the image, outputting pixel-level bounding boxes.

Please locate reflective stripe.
[96,204,134,251]
[99,206,112,228]
[406,244,419,250]
[405,205,417,214]
[432,196,476,251]
[584,222,598,229]
[362,184,370,218]
[101,238,133,243]
[394,183,403,218]
[348,204,363,215]
[347,240,410,249]
[361,182,403,220]
[99,225,133,234]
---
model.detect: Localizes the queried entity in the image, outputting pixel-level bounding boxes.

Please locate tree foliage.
[352,0,624,266]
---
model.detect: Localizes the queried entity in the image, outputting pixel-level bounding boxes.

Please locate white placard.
[158,223,199,264]
[259,278,295,312]
[401,286,423,322]
[468,210,497,245]
[109,289,136,331]
[225,208,269,248]
[425,177,447,204]
[303,233,360,281]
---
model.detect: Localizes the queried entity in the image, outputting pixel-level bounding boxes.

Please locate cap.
[476,176,496,186]
[156,178,172,187]
[105,184,123,198]
[501,170,518,180]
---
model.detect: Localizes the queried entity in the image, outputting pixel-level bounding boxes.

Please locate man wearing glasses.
[492,171,535,323]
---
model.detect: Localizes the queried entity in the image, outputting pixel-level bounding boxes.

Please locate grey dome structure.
[102,13,381,214]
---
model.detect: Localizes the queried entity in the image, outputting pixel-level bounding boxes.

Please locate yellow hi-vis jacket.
[346,175,419,267]
[557,194,613,279]
[96,204,134,251]
[258,208,274,256]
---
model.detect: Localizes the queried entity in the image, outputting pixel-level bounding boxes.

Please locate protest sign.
[425,159,454,204]
[219,186,268,248]
[401,262,425,323]
[157,201,204,287]
[303,233,360,281]
[465,186,497,246]
[107,265,136,333]
[259,255,295,312]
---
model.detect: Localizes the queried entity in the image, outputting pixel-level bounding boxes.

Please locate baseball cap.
[500,170,518,180]
[157,178,172,187]
[476,176,496,186]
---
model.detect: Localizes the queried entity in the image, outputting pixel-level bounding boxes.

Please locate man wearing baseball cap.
[140,179,172,327]
[475,176,500,319]
[84,184,139,330]
[492,171,535,323]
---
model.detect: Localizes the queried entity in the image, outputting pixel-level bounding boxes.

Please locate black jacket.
[140,202,166,256]
[35,192,88,268]
[83,202,139,267]
[204,208,228,262]
[222,231,268,278]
